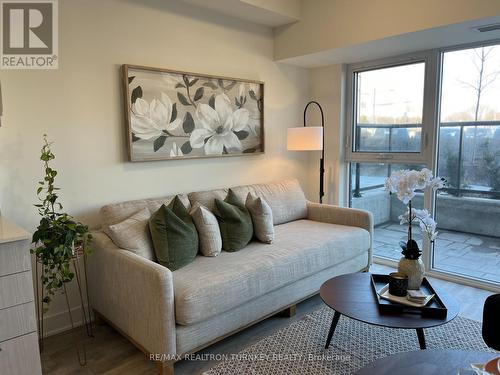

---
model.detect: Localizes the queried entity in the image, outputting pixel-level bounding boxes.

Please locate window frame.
[345,50,439,166]
[344,39,500,292]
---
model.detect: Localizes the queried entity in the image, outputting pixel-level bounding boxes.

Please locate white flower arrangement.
[398,208,438,241]
[384,168,443,204]
[385,168,444,244]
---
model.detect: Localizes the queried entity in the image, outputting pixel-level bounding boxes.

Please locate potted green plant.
[31,135,92,308]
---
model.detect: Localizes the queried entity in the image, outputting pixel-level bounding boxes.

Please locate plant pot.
[397,257,425,290]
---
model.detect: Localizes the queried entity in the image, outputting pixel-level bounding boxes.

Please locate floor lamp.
[287,101,325,203]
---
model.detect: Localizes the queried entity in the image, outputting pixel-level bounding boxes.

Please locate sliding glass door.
[346,41,500,289]
[349,162,425,262]
[433,45,500,284]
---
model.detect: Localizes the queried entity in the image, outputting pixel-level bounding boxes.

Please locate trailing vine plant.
[31,135,92,308]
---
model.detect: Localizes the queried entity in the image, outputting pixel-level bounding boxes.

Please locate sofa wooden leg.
[157,360,174,375]
[93,309,106,326]
[279,304,297,317]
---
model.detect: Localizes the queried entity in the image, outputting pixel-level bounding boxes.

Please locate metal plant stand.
[35,246,93,366]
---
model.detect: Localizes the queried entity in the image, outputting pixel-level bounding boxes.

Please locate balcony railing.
[352,120,500,199]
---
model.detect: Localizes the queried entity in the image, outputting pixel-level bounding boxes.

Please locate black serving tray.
[370,274,448,319]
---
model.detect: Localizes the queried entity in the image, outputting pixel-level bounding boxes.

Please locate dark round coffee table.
[355,349,497,375]
[320,273,459,350]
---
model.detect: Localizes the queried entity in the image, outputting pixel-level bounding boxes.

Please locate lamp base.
[319,157,325,204]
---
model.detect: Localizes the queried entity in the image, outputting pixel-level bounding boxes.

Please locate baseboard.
[39,304,93,338]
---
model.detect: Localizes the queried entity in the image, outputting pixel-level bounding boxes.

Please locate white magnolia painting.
[123,65,264,161]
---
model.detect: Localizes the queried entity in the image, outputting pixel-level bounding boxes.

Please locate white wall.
[307,64,346,205]
[0,0,311,335]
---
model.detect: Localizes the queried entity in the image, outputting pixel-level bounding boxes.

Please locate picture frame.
[122,64,265,161]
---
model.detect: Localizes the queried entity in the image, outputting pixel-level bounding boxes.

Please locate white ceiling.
[180,0,300,27]
[177,1,500,67]
[277,16,500,67]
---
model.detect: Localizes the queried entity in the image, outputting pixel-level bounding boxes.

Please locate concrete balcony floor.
[374,222,500,284]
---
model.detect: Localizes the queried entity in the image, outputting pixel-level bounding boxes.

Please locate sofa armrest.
[87,231,176,356]
[307,202,374,267]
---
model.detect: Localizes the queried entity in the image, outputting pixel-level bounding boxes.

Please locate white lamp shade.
[287,126,323,151]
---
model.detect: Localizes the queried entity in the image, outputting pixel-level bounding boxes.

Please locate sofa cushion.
[188,179,307,225]
[104,208,155,261]
[100,194,191,228]
[214,190,254,252]
[190,204,222,257]
[246,193,274,243]
[172,219,370,325]
[149,196,199,271]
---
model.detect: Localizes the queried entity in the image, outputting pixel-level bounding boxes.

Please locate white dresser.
[0,218,42,375]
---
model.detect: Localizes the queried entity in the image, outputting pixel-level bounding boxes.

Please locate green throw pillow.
[149,196,199,271]
[213,189,254,252]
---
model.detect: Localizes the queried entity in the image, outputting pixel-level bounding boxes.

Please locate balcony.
[374,222,500,284]
[350,121,500,284]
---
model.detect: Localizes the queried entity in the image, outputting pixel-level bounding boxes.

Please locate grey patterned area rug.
[203,307,493,374]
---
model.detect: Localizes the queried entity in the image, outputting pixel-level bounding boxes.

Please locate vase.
[398,257,425,290]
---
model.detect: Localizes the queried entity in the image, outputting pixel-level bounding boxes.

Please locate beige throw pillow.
[104,208,155,260]
[190,204,222,257]
[245,193,274,243]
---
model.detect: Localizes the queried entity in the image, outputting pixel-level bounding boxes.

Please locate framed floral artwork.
[122,64,264,161]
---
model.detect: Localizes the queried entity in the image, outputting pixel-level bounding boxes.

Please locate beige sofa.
[88,179,373,374]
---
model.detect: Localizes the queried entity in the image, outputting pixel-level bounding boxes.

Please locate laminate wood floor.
[40,264,495,375]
